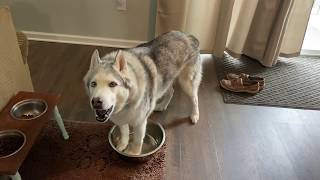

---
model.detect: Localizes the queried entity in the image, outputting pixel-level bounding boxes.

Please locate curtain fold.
[156,0,314,67]
[156,0,190,36]
[280,0,315,56]
[242,0,294,67]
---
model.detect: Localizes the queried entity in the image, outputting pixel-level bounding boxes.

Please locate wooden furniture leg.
[53,106,69,140]
[9,171,21,180]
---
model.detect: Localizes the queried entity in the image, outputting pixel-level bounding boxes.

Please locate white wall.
[0,0,153,42]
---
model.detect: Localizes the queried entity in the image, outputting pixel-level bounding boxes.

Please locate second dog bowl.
[10,99,48,120]
[0,130,26,159]
[109,122,165,159]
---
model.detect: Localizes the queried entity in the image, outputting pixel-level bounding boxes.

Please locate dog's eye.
[90,81,97,88]
[109,81,118,88]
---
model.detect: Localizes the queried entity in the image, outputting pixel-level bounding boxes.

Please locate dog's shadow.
[162,117,193,130]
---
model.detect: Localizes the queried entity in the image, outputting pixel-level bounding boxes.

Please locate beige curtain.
[156,0,314,67]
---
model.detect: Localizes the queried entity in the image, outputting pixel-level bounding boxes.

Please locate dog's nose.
[91,97,103,109]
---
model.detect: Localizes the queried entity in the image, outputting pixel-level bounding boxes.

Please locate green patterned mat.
[215,53,320,110]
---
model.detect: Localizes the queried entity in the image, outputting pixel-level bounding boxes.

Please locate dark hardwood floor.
[28,41,320,180]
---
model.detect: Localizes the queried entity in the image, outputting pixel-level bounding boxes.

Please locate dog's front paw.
[190,112,199,124]
[116,141,128,152]
[124,145,142,155]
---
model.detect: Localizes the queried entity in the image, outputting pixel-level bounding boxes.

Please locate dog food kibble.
[22,114,34,119]
[0,136,24,157]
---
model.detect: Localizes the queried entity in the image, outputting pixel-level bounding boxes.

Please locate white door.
[302,0,320,55]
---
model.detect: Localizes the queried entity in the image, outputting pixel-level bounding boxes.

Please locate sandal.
[220,78,260,94]
[226,73,265,90]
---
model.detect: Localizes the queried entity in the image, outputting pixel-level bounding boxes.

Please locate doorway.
[302,0,320,55]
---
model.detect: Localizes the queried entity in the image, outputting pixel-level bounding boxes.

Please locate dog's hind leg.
[178,55,202,124]
[154,87,174,112]
[116,124,129,151]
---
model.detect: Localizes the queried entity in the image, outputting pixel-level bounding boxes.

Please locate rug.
[215,53,320,110]
[19,121,166,180]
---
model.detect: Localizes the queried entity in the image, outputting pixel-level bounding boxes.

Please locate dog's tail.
[187,35,200,49]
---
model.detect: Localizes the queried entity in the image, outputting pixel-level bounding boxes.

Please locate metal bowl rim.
[10,99,48,120]
[0,129,26,159]
[108,122,166,158]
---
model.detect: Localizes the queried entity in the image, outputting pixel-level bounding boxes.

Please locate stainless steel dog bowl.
[0,130,26,159]
[10,99,48,120]
[109,122,165,159]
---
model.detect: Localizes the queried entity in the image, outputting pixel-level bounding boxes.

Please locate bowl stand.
[0,91,69,180]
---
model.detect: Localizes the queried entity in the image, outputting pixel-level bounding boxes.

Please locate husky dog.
[83,31,202,155]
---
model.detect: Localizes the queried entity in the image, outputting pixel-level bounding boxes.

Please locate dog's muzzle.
[95,106,114,122]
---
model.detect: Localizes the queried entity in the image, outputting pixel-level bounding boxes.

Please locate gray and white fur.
[83,31,202,155]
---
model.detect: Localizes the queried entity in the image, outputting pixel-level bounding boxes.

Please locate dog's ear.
[113,50,127,73]
[90,49,101,69]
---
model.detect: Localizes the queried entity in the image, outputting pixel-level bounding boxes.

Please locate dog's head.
[83,49,132,123]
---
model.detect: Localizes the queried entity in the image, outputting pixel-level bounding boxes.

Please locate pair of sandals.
[220,73,265,94]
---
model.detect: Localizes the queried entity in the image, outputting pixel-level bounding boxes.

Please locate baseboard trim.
[22,31,146,48]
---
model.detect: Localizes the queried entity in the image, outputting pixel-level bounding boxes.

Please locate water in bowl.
[123,133,159,154]
[0,131,25,158]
